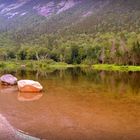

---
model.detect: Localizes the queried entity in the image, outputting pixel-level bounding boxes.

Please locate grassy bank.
[0,60,140,72]
[0,60,87,71]
[93,64,140,72]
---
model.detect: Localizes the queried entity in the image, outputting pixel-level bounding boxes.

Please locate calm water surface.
[0,68,140,140]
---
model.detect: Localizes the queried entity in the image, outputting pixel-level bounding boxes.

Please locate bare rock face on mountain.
[0,0,140,34]
[0,0,80,19]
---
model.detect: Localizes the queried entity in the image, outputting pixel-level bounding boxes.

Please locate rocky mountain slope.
[0,0,80,19]
[0,0,139,34]
[0,0,140,65]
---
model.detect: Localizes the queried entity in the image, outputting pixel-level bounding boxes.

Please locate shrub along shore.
[0,60,140,72]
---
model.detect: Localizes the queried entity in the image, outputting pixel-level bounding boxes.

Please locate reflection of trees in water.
[70,68,140,95]
[20,69,27,77]
[128,72,140,95]
[67,67,81,81]
[0,68,139,95]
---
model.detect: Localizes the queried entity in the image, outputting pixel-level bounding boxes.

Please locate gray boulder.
[0,74,17,85]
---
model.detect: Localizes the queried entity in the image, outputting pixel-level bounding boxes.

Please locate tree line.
[0,32,140,65]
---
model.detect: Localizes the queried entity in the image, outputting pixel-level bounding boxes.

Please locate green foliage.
[93,64,140,72]
[0,32,140,65]
[0,0,140,66]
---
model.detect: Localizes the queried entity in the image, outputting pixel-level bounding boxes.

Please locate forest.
[0,32,140,66]
[0,0,140,66]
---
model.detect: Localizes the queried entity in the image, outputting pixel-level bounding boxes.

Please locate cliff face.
[0,0,140,34]
[0,0,82,19]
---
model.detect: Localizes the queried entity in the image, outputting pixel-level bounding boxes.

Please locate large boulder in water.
[0,74,17,85]
[18,80,43,93]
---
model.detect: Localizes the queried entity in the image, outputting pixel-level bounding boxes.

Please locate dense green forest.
[0,0,140,66]
[0,32,140,65]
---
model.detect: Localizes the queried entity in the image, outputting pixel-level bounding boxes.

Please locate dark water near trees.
[0,68,140,140]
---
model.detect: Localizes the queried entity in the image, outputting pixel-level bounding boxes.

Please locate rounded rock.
[0,74,17,85]
[18,80,43,93]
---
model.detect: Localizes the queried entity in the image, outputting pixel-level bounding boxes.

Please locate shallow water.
[0,68,140,140]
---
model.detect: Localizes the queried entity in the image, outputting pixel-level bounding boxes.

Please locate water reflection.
[0,85,43,102]
[18,92,43,102]
[0,85,18,94]
[0,68,140,96]
[0,68,140,139]
[26,67,140,95]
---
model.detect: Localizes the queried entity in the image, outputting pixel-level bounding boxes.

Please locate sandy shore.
[0,114,39,140]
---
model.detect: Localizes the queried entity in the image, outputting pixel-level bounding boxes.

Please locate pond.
[0,68,140,140]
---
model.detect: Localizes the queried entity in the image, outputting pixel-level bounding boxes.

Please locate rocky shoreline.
[0,114,39,140]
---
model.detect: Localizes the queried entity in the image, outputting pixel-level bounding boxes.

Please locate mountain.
[0,0,140,65]
[0,0,140,34]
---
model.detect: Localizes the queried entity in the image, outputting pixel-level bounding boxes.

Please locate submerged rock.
[18,80,43,92]
[0,74,17,85]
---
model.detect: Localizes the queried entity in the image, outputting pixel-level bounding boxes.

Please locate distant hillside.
[0,0,140,65]
[0,0,140,35]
